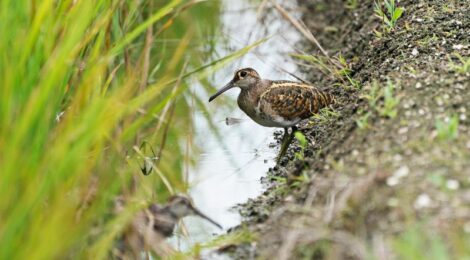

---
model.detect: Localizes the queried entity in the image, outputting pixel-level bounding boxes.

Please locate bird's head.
[209,68,260,102]
[166,194,222,229]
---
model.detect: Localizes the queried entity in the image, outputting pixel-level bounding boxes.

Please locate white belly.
[252,106,301,127]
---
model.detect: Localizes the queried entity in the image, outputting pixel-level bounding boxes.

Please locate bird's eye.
[239,71,247,77]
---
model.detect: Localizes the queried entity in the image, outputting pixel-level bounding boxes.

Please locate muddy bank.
[224,0,470,259]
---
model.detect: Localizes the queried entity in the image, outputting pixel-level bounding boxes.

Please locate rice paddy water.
[174,0,301,252]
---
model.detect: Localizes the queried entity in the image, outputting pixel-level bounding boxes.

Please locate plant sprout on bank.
[448,53,470,74]
[294,131,308,160]
[374,0,405,33]
[435,115,459,141]
[380,80,400,119]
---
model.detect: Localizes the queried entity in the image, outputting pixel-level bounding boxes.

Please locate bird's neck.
[161,205,179,221]
[237,79,267,116]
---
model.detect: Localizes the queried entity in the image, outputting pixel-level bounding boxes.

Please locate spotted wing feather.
[259,82,335,121]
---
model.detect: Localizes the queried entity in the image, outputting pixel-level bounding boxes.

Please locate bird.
[209,68,336,163]
[114,194,222,259]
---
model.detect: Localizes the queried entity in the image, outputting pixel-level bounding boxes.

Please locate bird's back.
[257,81,335,127]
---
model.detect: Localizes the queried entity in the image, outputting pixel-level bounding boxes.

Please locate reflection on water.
[172,0,301,250]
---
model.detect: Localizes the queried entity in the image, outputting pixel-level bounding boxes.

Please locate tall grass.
[0,1,263,258]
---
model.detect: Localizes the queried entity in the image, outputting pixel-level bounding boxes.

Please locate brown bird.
[115,194,221,259]
[209,68,335,162]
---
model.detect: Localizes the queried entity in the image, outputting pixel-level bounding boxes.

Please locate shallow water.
[171,0,301,251]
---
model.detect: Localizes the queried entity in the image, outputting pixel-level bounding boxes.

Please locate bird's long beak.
[208,81,234,102]
[191,206,222,229]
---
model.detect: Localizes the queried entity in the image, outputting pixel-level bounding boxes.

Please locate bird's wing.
[259,82,335,120]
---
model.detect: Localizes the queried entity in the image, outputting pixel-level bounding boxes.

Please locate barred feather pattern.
[258,81,336,122]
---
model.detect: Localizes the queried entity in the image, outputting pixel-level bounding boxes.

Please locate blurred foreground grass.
[0,1,262,258]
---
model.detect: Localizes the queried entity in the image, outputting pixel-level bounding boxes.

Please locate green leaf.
[294,132,307,148]
[393,7,404,22]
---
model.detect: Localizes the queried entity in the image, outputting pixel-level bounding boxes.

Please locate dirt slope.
[228,0,470,259]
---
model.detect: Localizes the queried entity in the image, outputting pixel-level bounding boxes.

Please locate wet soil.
[223,0,470,259]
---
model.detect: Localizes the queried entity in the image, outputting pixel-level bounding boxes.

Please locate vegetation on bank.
[227,0,470,259]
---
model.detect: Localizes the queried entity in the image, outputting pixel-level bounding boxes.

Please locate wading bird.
[115,194,222,259]
[209,68,336,163]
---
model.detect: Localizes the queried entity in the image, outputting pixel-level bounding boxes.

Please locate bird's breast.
[153,212,177,237]
[237,91,257,119]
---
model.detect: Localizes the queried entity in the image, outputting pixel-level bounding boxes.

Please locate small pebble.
[284,195,295,202]
[393,154,402,162]
[386,176,399,186]
[386,166,409,186]
[464,222,470,233]
[395,166,410,178]
[446,179,460,190]
[387,197,399,207]
[411,48,419,56]
[398,127,408,134]
[414,193,432,209]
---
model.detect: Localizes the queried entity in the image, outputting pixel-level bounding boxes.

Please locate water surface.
[172,0,301,250]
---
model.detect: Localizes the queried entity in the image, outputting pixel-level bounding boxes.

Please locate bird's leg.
[280,127,289,145]
[286,125,298,152]
[277,127,296,164]
[277,128,289,164]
